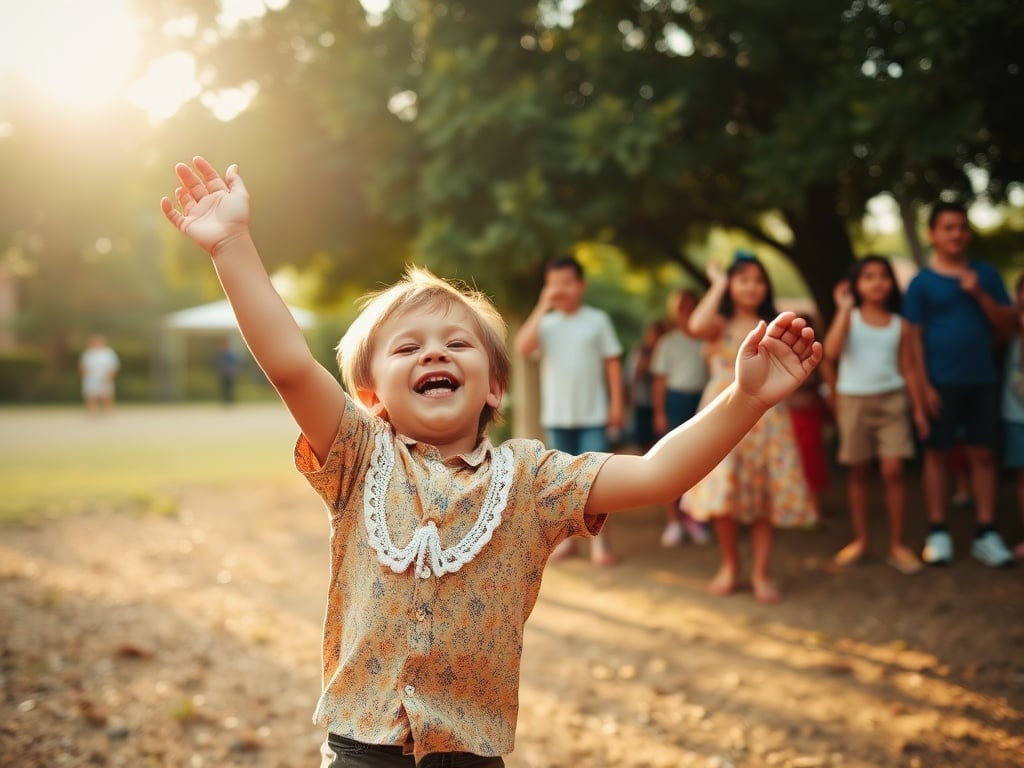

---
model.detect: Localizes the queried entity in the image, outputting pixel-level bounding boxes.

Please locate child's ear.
[356,387,387,418]
[486,380,504,410]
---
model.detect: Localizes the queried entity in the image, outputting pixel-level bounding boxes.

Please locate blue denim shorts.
[922,383,1000,451]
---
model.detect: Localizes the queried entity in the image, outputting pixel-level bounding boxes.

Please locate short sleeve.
[516,440,613,546]
[650,337,668,377]
[598,311,623,359]
[294,395,379,518]
[903,275,924,326]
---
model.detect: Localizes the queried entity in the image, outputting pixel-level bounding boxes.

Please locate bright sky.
[0,0,1017,230]
[0,0,287,122]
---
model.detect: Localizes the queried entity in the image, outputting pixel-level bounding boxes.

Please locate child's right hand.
[160,157,251,257]
[706,260,727,287]
[833,280,854,310]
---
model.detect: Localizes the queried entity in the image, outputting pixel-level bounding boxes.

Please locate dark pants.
[321,734,505,768]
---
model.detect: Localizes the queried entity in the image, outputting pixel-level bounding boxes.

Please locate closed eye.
[393,344,419,354]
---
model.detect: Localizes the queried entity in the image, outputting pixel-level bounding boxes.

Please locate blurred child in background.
[1001,273,1024,559]
[686,253,817,602]
[651,289,710,546]
[627,319,667,452]
[824,256,923,574]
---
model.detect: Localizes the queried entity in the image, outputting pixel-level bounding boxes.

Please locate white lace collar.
[364,432,513,580]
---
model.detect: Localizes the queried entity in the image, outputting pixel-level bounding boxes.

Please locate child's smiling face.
[856,260,894,306]
[360,302,503,456]
[929,210,972,258]
[728,262,768,313]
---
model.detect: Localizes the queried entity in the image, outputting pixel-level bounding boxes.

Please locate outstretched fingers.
[160,196,183,229]
[739,319,767,361]
[172,156,227,202]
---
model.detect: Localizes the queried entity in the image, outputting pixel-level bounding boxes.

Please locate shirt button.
[431,461,444,472]
[404,684,416,696]
[415,609,426,622]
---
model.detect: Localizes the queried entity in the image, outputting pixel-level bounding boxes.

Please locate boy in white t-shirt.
[79,334,120,415]
[515,255,624,565]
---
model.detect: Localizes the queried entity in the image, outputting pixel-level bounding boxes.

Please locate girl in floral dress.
[687,253,817,602]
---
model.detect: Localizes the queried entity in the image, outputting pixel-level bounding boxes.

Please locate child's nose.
[419,345,450,363]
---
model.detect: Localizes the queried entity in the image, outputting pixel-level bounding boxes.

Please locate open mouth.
[414,373,460,396]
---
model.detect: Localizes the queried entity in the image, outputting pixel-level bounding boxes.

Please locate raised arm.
[586,313,821,514]
[822,280,854,362]
[513,287,553,358]
[687,264,728,340]
[160,157,345,461]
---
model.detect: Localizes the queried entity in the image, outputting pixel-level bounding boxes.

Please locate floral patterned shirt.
[294,396,610,763]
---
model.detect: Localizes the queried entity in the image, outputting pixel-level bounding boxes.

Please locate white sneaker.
[922,530,953,565]
[971,531,1014,568]
[661,520,684,547]
[683,515,712,545]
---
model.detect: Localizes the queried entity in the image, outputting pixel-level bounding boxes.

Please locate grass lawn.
[0,403,302,526]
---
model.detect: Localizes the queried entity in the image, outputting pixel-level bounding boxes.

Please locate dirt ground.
[1,407,1023,768]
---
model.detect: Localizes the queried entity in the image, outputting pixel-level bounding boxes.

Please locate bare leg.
[709,517,739,596]
[750,519,780,602]
[922,449,949,525]
[966,446,997,526]
[590,528,618,566]
[835,462,871,564]
[879,456,907,551]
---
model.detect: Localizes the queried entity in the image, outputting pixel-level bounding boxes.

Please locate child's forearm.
[604,357,624,426]
[211,232,314,383]
[587,382,764,513]
[513,302,546,358]
[687,281,726,338]
[822,306,851,362]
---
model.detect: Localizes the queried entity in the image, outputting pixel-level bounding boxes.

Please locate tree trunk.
[783,184,856,329]
[896,192,927,266]
[507,317,544,441]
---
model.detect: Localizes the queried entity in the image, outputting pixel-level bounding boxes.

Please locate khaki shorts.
[836,389,915,465]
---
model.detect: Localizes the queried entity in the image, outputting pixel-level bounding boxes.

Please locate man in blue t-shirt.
[904,201,1017,567]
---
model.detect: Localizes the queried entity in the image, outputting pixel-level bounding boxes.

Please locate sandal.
[752,578,782,603]
[834,540,867,567]
[708,566,737,596]
[886,546,923,575]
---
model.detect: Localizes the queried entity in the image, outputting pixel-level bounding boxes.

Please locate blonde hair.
[336,266,510,436]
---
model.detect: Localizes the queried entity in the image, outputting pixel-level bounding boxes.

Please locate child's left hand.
[736,313,822,408]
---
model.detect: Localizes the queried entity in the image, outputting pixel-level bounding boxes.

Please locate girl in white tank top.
[823,256,924,575]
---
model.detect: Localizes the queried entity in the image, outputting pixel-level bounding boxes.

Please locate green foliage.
[0,348,46,401]
[3,0,1024,378]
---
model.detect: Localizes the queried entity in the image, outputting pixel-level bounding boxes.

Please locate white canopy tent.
[156,300,318,399]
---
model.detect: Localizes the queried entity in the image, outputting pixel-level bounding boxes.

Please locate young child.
[651,289,711,546]
[626,319,667,453]
[685,253,818,602]
[1001,273,1024,560]
[160,158,821,766]
[824,256,923,574]
[905,201,1017,567]
[79,333,120,415]
[514,254,625,566]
